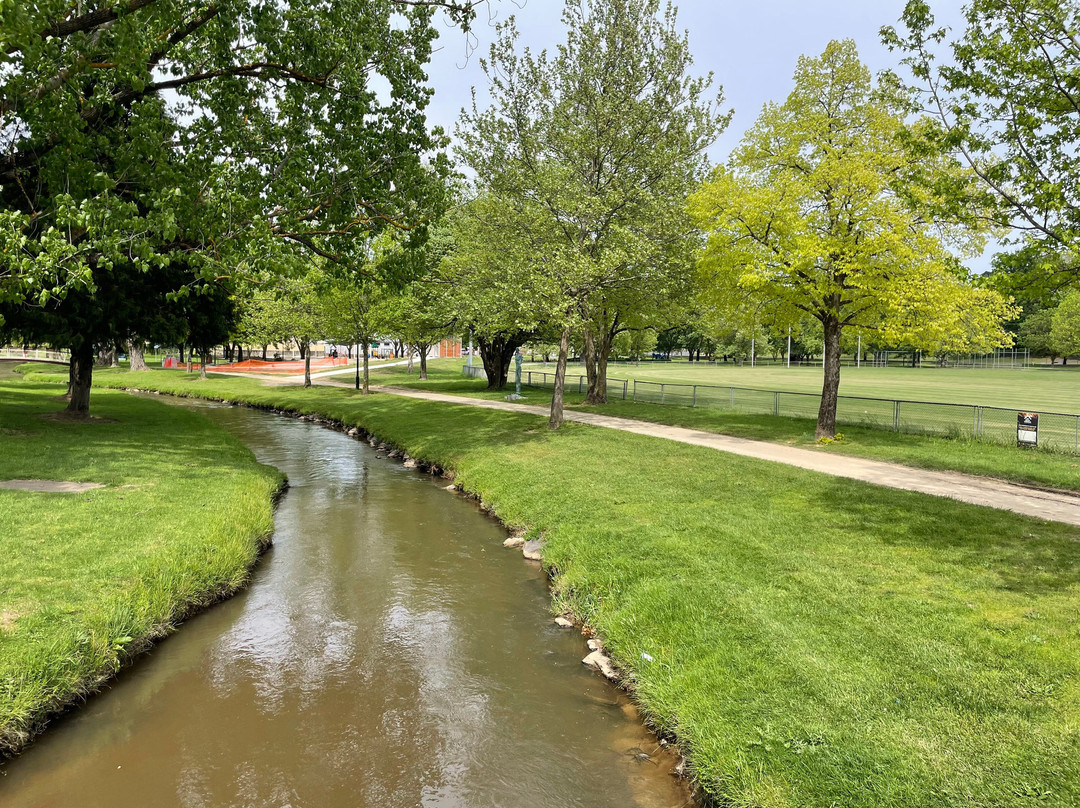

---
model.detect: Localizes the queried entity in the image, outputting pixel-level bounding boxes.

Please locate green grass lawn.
[14,362,1080,807]
[0,378,282,756]
[23,361,1080,490]
[320,360,1080,493]
[523,360,1080,413]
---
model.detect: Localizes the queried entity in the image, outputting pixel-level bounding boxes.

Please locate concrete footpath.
[375,386,1080,528]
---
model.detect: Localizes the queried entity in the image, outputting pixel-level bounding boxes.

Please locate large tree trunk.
[304,344,312,388]
[582,328,598,399]
[549,326,572,430]
[816,316,842,439]
[407,347,415,374]
[585,327,614,405]
[66,354,75,399]
[110,343,120,368]
[178,343,185,363]
[262,344,268,360]
[67,341,94,416]
[128,341,148,371]
[363,349,370,395]
[419,348,429,380]
[236,343,244,362]
[200,351,208,380]
[477,333,526,390]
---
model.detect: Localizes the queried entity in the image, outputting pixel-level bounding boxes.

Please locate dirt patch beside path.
[0,480,105,493]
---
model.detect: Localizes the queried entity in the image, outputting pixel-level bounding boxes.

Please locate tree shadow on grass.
[806,475,1080,596]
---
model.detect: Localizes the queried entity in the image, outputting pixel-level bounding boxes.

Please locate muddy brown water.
[0,360,26,380]
[0,397,691,807]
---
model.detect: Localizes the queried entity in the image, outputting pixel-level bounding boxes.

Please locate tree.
[1,0,474,411]
[233,280,296,361]
[884,1,1080,270]
[441,198,542,391]
[382,283,454,380]
[320,281,387,394]
[455,0,727,426]
[1051,292,1080,360]
[1018,308,1059,361]
[688,40,1016,438]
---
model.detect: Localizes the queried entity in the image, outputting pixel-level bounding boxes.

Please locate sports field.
[526,362,1080,414]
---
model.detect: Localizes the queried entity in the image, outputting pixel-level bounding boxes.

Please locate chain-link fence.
[463,364,1080,452]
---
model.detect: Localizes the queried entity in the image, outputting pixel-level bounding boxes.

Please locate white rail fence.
[0,348,70,364]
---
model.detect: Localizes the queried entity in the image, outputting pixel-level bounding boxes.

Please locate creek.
[0,397,691,807]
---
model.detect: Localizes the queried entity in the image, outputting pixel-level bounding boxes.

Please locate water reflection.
[0,401,691,808]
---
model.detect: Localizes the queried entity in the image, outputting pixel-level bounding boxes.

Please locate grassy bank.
[19,364,1080,807]
[318,360,1080,493]
[0,378,283,756]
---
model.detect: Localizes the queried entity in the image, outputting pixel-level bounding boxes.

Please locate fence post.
[1076,416,1078,453]
[729,387,734,408]
[578,376,583,394]
[692,386,697,408]
[974,406,981,437]
[893,400,901,431]
[633,380,637,402]
[661,384,665,405]
[774,391,780,417]
[623,379,628,400]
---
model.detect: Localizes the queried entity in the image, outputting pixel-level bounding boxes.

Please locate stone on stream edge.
[554,617,574,629]
[587,639,603,652]
[503,536,525,549]
[582,651,619,681]
[522,540,544,561]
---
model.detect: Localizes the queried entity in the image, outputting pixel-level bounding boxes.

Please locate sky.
[420,0,994,269]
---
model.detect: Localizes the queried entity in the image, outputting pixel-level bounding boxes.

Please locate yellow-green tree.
[688,40,1015,439]
[1051,291,1080,361]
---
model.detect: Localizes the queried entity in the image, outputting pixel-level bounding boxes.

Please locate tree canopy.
[688,40,1015,438]
[454,0,727,425]
[883,0,1080,271]
[1,0,480,411]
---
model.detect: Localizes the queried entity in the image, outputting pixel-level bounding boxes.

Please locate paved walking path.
[375,386,1080,528]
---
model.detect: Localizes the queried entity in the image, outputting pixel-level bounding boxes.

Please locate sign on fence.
[1017,412,1039,447]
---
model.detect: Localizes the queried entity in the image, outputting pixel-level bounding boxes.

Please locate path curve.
[375,386,1080,528]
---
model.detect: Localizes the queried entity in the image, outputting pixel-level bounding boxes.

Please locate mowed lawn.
[316,360,1080,492]
[16,364,1080,807]
[524,361,1080,413]
[0,377,282,755]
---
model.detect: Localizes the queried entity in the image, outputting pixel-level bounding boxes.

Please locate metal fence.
[463,364,1080,452]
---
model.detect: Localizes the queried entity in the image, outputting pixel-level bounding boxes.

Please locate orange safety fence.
[205,357,351,374]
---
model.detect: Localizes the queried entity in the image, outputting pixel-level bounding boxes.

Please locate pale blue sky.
[422,1,995,271]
